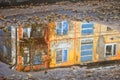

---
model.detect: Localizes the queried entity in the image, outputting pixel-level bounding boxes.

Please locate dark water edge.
[0,0,82,8]
[0,0,120,8]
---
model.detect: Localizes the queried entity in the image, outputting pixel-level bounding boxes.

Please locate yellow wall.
[50,40,75,67]
[49,20,120,68]
[48,21,75,67]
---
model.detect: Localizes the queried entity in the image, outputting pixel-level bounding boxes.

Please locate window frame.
[23,47,30,65]
[33,54,43,65]
[56,20,69,35]
[104,43,117,57]
[56,21,62,35]
[32,27,43,38]
[33,50,43,65]
[56,48,68,64]
[22,27,31,38]
[81,22,94,35]
[107,27,112,31]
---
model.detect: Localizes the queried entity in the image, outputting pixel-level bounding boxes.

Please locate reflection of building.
[0,0,29,6]
[1,20,120,71]
[48,20,120,68]
[16,24,48,71]
[0,26,16,64]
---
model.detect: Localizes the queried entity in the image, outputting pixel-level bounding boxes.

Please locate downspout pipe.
[15,26,18,67]
[74,21,77,64]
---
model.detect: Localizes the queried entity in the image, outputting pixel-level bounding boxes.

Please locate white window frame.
[104,43,117,57]
[81,22,94,35]
[56,21,62,35]
[56,48,68,64]
[80,38,93,61]
[22,27,31,38]
[56,20,69,35]
[23,47,30,65]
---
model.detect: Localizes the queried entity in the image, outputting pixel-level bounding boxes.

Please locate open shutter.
[63,49,68,62]
[63,21,68,35]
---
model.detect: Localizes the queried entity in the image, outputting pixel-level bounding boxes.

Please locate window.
[81,22,94,35]
[81,38,93,62]
[31,27,43,38]
[23,28,31,38]
[56,21,68,35]
[105,43,117,57]
[23,47,30,64]
[107,27,112,31]
[33,50,43,65]
[56,49,68,63]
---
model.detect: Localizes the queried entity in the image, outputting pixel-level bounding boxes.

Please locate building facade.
[16,23,49,71]
[1,20,120,71]
[0,26,16,65]
[48,20,120,68]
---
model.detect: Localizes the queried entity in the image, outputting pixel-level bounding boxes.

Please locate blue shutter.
[82,29,93,35]
[82,23,94,28]
[81,40,93,62]
[81,56,92,62]
[63,21,68,35]
[81,44,93,50]
[34,56,40,65]
[82,23,94,35]
[57,22,62,35]
[81,50,93,56]
[63,50,67,62]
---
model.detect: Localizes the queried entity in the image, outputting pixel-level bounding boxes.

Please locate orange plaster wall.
[18,25,23,39]
[16,26,23,71]
[110,51,120,60]
[16,56,23,71]
[33,65,41,70]
[24,66,30,71]
[47,22,56,41]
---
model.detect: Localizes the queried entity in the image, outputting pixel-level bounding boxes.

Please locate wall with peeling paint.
[48,20,75,67]
[16,24,49,71]
[15,20,120,71]
[49,20,120,68]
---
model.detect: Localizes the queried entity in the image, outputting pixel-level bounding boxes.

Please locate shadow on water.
[0,0,84,8]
